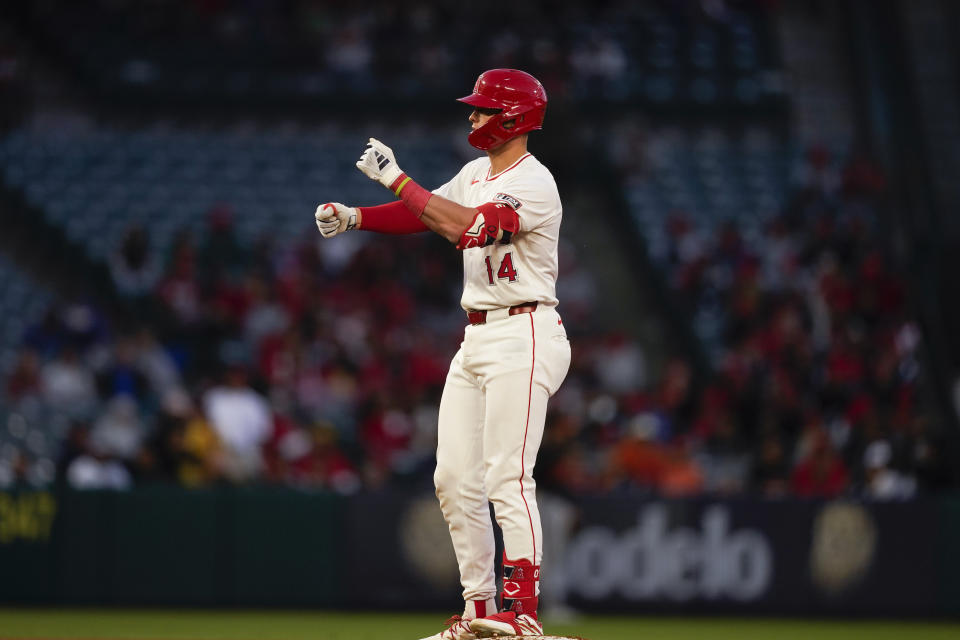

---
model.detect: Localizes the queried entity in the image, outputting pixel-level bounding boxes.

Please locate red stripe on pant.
[519,313,536,561]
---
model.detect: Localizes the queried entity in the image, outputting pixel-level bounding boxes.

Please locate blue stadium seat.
[0,125,461,288]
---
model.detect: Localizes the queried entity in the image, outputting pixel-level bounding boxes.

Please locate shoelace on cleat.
[438,615,472,640]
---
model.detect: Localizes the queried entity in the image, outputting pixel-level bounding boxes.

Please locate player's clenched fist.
[314,202,359,238]
[356,138,405,190]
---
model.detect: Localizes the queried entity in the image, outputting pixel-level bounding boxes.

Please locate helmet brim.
[457,93,505,109]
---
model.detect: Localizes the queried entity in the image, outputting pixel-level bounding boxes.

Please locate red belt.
[467,302,538,325]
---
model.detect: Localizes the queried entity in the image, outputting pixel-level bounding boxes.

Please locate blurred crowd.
[15,0,777,105]
[1,142,951,499]
[536,144,951,501]
[4,211,458,492]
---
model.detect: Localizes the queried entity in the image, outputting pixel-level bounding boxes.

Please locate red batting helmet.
[457,69,547,151]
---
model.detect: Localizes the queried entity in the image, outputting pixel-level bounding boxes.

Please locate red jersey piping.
[486,153,532,182]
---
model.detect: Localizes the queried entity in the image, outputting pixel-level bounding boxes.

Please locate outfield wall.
[1,487,958,616]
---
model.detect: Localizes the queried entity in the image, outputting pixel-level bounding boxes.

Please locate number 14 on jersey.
[484,252,518,285]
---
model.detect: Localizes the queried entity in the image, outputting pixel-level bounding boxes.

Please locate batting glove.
[314,202,359,238]
[356,138,405,190]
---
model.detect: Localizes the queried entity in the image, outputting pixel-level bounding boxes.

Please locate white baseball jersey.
[433,153,561,311]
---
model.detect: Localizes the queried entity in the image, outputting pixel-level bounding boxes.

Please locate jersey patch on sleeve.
[494,192,523,210]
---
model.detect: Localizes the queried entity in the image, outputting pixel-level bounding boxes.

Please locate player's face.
[470,107,501,130]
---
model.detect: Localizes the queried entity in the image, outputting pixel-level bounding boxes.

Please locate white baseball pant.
[434,304,571,606]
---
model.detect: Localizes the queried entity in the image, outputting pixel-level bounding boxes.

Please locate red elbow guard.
[456,202,520,250]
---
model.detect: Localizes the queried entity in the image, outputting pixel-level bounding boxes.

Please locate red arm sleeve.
[358,202,429,234]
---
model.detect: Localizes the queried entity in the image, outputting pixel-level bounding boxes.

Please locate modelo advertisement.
[546,496,940,615]
[360,492,943,615]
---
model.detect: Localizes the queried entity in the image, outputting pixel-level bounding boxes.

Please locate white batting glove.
[314,202,359,238]
[356,138,405,190]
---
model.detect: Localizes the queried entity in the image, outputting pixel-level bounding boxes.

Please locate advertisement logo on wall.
[809,501,878,596]
[400,495,461,589]
[565,503,773,602]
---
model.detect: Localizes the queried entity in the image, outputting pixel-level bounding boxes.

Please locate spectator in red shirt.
[791,429,849,497]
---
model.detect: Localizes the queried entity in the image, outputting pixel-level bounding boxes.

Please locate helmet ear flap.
[498,110,520,131]
[499,103,534,132]
[503,103,533,120]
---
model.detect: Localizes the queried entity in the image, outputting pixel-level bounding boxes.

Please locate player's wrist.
[391,173,432,217]
[380,164,404,190]
[389,172,410,195]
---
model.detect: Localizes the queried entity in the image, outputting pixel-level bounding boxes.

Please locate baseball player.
[315,69,570,639]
